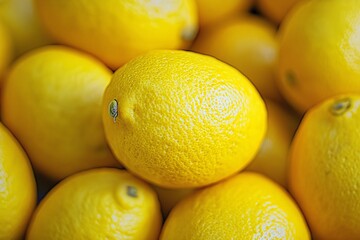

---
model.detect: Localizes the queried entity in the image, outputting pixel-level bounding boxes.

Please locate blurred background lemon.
[191,14,282,103]
[0,21,11,80]
[256,0,303,24]
[246,99,299,188]
[194,0,254,27]
[0,123,37,240]
[277,0,360,113]
[0,0,52,58]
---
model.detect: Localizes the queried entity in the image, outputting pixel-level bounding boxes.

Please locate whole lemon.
[26,168,162,240]
[160,172,310,239]
[33,0,198,69]
[1,45,119,180]
[277,0,360,113]
[0,123,37,240]
[289,95,360,239]
[103,50,267,188]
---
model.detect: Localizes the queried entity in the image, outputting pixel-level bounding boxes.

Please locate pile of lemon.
[1,0,360,239]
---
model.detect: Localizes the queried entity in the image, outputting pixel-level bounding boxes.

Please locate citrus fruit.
[160,172,310,239]
[33,0,198,69]
[0,0,52,57]
[277,0,360,113]
[0,21,12,78]
[0,123,37,240]
[26,168,162,240]
[103,49,267,188]
[191,14,282,102]
[246,99,299,188]
[1,45,119,180]
[194,0,253,26]
[256,0,303,24]
[288,94,360,239]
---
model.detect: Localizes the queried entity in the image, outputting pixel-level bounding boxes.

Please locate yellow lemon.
[246,99,299,188]
[103,50,267,188]
[1,45,119,180]
[0,0,52,57]
[160,172,310,239]
[277,0,360,113]
[27,168,162,240]
[0,21,12,78]
[194,0,253,26]
[153,186,195,217]
[33,0,198,69]
[0,123,37,240]
[256,0,303,24]
[289,95,360,239]
[191,15,282,102]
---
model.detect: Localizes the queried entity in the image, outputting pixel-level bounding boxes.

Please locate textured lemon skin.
[289,95,360,239]
[103,50,267,188]
[278,0,360,113]
[33,0,198,69]
[160,172,310,240]
[1,45,119,180]
[26,168,162,240]
[0,123,37,240]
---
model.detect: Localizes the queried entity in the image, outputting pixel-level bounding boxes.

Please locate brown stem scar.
[127,186,138,198]
[330,98,351,116]
[286,70,297,86]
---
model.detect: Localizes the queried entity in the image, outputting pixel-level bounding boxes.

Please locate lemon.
[289,95,360,239]
[0,0,52,57]
[277,0,360,113]
[26,168,162,240]
[0,123,37,240]
[191,14,282,102]
[33,0,198,69]
[1,45,119,180]
[246,99,299,188]
[103,49,267,188]
[160,172,310,239]
[194,0,253,26]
